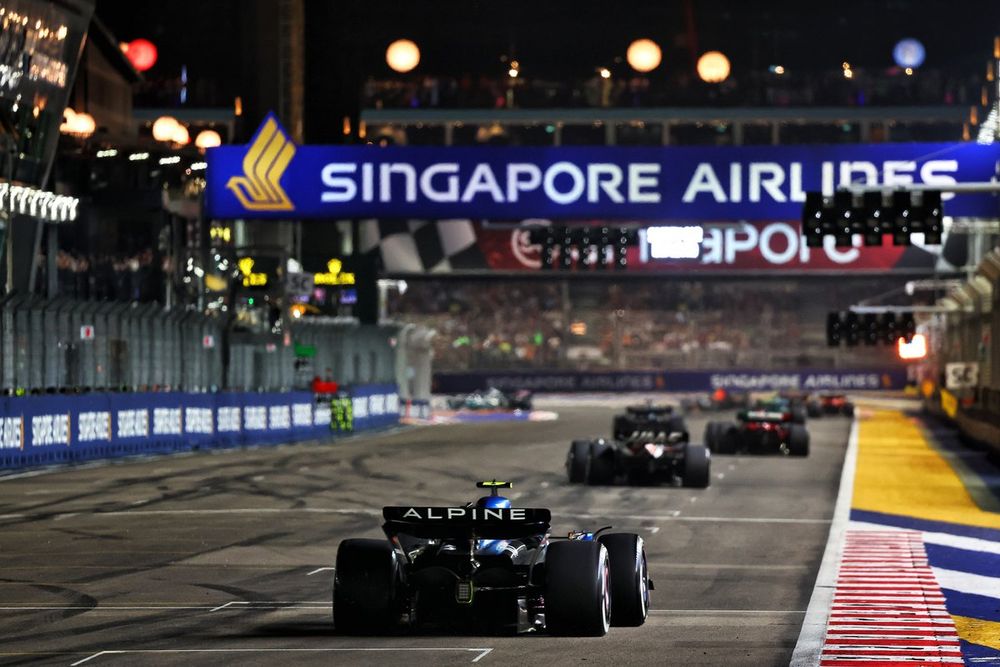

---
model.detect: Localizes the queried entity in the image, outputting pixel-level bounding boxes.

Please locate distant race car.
[757,395,807,425]
[612,403,687,441]
[681,388,751,413]
[568,413,710,487]
[446,387,533,411]
[704,406,810,456]
[333,481,651,636]
[806,393,855,418]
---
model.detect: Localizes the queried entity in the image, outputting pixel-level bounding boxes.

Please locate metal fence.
[0,295,426,397]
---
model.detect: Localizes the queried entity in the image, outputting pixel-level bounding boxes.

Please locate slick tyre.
[598,533,650,627]
[806,401,822,418]
[545,541,612,636]
[682,443,711,488]
[333,539,400,634]
[790,406,807,425]
[568,440,590,484]
[788,424,810,457]
[586,442,616,485]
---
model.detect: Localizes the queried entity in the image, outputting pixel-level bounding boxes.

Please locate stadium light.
[627,39,662,73]
[697,51,730,83]
[386,39,420,73]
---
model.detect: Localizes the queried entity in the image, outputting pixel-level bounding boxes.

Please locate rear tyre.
[333,539,400,634]
[598,533,649,627]
[682,443,711,488]
[545,541,611,636]
[704,422,718,452]
[787,424,810,457]
[705,422,733,454]
[790,406,807,425]
[586,442,616,485]
[567,440,590,484]
[842,402,855,417]
[806,401,822,418]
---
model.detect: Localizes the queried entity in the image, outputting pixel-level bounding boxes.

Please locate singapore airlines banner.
[206,115,1000,221]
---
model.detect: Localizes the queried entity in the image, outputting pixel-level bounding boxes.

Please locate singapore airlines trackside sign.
[205,114,1000,221]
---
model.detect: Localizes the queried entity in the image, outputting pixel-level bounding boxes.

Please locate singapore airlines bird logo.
[226,116,296,211]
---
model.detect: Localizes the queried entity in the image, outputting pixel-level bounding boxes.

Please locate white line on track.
[69,648,494,666]
[655,563,811,570]
[648,609,807,614]
[306,567,336,576]
[790,415,859,667]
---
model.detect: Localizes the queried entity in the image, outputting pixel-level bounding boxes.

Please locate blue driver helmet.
[476,495,511,509]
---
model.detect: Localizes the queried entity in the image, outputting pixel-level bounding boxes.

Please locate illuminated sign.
[314,258,355,285]
[238,257,268,287]
[645,226,704,259]
[207,117,1000,220]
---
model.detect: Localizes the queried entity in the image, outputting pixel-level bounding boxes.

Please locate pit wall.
[0,384,399,469]
[432,368,908,394]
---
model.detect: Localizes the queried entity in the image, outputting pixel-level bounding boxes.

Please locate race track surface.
[0,405,851,666]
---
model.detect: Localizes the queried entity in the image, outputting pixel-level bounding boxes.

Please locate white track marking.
[70,647,495,666]
[922,530,1000,556]
[790,416,859,666]
[306,567,336,576]
[649,609,806,614]
[648,527,660,534]
[931,567,1000,599]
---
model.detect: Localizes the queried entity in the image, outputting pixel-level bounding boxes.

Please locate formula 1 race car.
[446,387,533,411]
[805,393,855,418]
[333,481,650,636]
[704,407,809,456]
[758,395,807,425]
[680,388,751,413]
[567,430,711,488]
[612,403,687,441]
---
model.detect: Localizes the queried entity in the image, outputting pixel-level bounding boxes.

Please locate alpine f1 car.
[446,387,533,411]
[704,406,809,456]
[612,403,687,441]
[333,481,650,636]
[805,393,855,418]
[567,429,711,488]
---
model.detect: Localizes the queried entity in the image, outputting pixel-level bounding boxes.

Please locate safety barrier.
[0,384,400,470]
[433,368,909,394]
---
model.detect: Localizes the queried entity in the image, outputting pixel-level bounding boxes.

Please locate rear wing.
[382,506,551,540]
[625,405,673,416]
[740,409,789,423]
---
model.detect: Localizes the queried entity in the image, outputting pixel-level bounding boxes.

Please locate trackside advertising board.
[206,115,1000,221]
[433,369,907,394]
[0,386,400,470]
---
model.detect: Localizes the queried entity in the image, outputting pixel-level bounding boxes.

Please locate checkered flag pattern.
[359,219,485,273]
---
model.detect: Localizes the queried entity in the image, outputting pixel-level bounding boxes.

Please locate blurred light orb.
[386,39,420,73]
[626,39,661,73]
[60,108,95,137]
[195,129,222,149]
[697,51,730,83]
[123,38,157,72]
[152,116,180,142]
[171,124,190,146]
[893,38,925,69]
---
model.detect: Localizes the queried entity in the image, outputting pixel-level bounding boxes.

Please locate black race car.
[333,481,650,636]
[446,387,533,411]
[612,403,687,441]
[567,427,711,488]
[704,407,809,456]
[805,393,855,418]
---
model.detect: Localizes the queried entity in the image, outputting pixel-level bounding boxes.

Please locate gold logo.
[226,116,295,211]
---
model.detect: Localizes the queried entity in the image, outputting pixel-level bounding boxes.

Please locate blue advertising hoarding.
[0,384,400,470]
[205,115,1000,221]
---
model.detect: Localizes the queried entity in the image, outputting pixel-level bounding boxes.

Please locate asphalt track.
[0,404,852,666]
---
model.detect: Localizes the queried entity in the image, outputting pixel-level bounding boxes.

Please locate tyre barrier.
[0,384,400,470]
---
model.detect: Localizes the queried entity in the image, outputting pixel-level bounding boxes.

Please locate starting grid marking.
[819,530,963,667]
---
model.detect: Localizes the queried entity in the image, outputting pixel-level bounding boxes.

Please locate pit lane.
[0,402,852,666]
